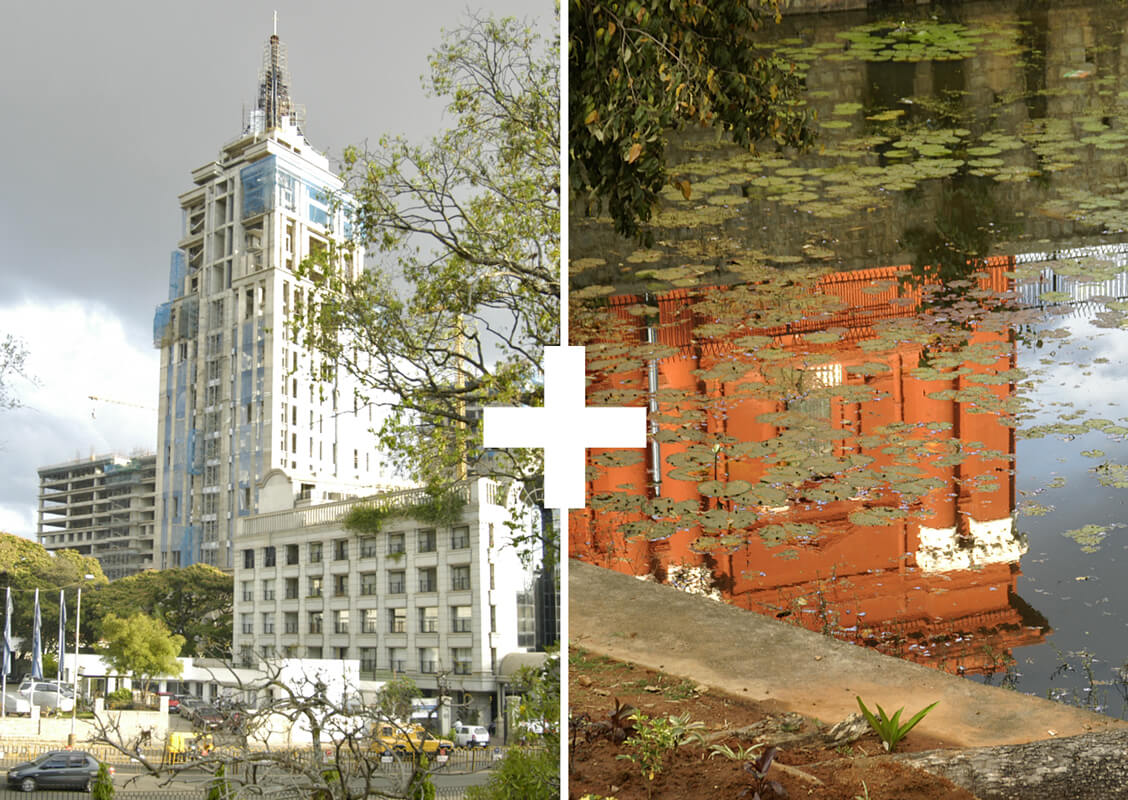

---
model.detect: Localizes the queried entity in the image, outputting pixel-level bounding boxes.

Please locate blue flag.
[30,589,42,680]
[57,590,66,683]
[2,588,11,675]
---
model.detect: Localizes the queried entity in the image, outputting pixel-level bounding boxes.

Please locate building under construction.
[37,453,157,579]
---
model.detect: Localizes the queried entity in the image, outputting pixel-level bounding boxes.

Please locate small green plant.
[708,742,764,762]
[854,780,870,800]
[206,763,228,800]
[855,696,938,753]
[713,744,786,799]
[666,712,706,749]
[406,753,436,800]
[91,763,114,800]
[616,713,681,799]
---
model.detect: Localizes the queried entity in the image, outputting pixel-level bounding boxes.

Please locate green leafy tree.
[84,565,232,658]
[467,651,559,800]
[97,613,184,698]
[375,676,419,723]
[0,533,106,660]
[299,11,558,499]
[90,762,114,800]
[464,747,557,800]
[569,0,814,240]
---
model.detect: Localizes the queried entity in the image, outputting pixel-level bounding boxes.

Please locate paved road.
[0,760,493,797]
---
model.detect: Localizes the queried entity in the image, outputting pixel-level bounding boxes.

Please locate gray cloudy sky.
[0,1,554,538]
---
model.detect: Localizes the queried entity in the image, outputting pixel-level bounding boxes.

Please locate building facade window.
[333,610,349,634]
[389,647,406,673]
[241,613,253,635]
[307,646,322,659]
[360,537,378,558]
[387,533,405,556]
[262,612,274,634]
[309,542,323,563]
[333,539,348,560]
[334,574,348,597]
[389,607,406,633]
[419,647,437,674]
[362,608,379,634]
[388,571,405,595]
[286,544,299,565]
[361,573,378,595]
[308,576,322,598]
[284,612,299,634]
[243,549,254,569]
[263,546,276,567]
[452,647,472,675]
[262,579,275,601]
[418,568,437,593]
[309,611,323,634]
[417,529,436,553]
[451,526,470,549]
[418,606,438,633]
[451,565,471,592]
[241,581,253,602]
[360,647,377,675]
[284,577,299,600]
[451,606,471,633]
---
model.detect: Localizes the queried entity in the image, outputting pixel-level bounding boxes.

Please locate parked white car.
[18,681,75,712]
[453,722,490,748]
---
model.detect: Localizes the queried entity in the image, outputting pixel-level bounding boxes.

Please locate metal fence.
[0,787,469,800]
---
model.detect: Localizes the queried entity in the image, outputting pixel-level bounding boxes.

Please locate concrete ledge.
[570,560,1125,748]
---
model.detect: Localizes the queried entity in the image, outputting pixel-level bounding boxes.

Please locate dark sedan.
[6,751,112,792]
[193,706,225,730]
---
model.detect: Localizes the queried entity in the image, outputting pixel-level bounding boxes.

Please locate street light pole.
[68,576,92,745]
[69,587,81,743]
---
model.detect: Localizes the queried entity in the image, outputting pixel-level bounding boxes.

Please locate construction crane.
[88,395,155,419]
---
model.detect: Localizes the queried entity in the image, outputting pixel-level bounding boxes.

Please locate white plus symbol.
[482,345,647,510]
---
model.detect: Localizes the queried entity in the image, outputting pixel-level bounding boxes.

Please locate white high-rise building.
[153,31,394,570]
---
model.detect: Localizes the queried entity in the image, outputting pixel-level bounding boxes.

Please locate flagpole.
[31,588,41,714]
[70,587,81,743]
[57,589,65,688]
[2,586,9,720]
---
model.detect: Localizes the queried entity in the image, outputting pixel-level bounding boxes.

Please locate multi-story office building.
[37,454,157,579]
[233,476,536,725]
[153,31,393,570]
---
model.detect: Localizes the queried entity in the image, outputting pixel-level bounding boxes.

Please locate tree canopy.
[0,533,106,659]
[83,564,232,659]
[299,11,558,497]
[97,612,184,697]
[569,0,814,240]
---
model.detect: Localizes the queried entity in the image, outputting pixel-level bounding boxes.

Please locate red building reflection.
[571,258,1048,676]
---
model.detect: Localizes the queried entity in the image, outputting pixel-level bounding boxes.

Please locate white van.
[453,722,490,748]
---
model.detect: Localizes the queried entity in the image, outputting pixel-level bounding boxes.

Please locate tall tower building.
[153,30,392,571]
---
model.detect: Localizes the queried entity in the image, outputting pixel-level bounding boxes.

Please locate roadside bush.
[106,688,133,710]
[464,747,556,800]
[91,763,114,800]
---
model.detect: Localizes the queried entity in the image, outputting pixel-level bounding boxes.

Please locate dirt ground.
[569,648,979,800]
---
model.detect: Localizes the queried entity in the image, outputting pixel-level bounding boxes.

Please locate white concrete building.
[37,453,157,579]
[153,30,395,570]
[232,476,537,725]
